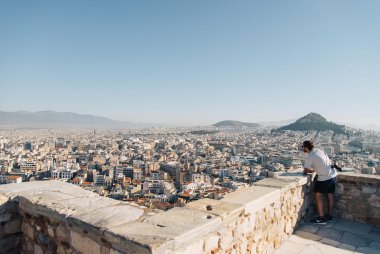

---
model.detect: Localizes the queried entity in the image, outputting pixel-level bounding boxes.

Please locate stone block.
[4,218,21,234]
[56,245,66,254]
[241,215,255,235]
[185,198,244,221]
[369,241,380,250]
[335,184,345,195]
[238,238,248,254]
[355,247,380,254]
[337,243,356,251]
[316,227,342,242]
[339,173,380,184]
[333,218,372,236]
[368,194,380,208]
[363,186,377,194]
[341,232,371,247]
[204,234,219,252]
[26,239,34,252]
[320,238,340,246]
[18,191,144,230]
[55,223,70,242]
[252,230,262,243]
[218,230,233,250]
[368,226,380,241]
[71,230,101,254]
[0,194,11,215]
[34,243,43,254]
[0,235,20,252]
[222,186,281,214]
[47,225,55,238]
[255,241,266,254]
[18,196,72,221]
[0,213,11,223]
[69,201,144,229]
[105,223,163,254]
[284,220,292,234]
[101,245,110,254]
[254,178,298,193]
[368,216,380,227]
[254,211,266,230]
[0,180,97,199]
[294,230,322,242]
[175,238,204,254]
[22,222,35,240]
[111,207,221,252]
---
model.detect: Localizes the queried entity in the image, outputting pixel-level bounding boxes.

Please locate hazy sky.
[1,1,379,126]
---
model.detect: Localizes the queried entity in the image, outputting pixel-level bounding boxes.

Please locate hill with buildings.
[212,120,260,128]
[276,113,346,133]
[0,111,150,129]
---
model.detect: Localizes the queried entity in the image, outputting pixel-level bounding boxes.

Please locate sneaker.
[325,215,334,223]
[311,216,327,225]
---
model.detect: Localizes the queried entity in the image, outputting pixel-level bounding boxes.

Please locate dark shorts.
[314,177,336,193]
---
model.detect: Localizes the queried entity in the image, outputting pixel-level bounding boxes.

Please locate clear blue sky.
[1,1,379,126]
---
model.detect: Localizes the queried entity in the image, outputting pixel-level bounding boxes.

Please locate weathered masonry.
[0,173,379,254]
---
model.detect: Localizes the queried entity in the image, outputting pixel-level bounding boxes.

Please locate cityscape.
[1,112,379,212]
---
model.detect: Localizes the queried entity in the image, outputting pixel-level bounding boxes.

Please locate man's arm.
[303,168,315,174]
[303,155,313,174]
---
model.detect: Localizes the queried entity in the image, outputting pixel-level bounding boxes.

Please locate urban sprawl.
[1,127,379,211]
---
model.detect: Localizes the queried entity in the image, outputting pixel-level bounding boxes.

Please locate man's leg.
[327,193,334,216]
[315,192,324,217]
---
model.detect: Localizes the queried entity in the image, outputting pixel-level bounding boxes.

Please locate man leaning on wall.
[302,140,338,225]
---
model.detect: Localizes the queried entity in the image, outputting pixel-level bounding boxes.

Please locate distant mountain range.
[212,120,260,128]
[276,113,346,133]
[0,111,154,129]
[1,111,377,132]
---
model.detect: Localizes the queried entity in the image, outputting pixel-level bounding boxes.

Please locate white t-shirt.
[304,148,337,181]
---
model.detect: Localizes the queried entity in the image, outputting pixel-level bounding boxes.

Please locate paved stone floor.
[275,218,380,254]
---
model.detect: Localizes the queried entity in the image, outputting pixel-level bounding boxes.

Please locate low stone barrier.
[0,194,21,254]
[335,173,380,226]
[3,172,378,253]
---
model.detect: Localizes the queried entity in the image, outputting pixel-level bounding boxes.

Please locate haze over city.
[1,1,379,126]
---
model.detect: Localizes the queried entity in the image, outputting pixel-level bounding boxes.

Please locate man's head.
[302,140,314,153]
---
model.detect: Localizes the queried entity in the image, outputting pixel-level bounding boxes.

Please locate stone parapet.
[3,173,378,253]
[0,193,21,254]
[0,181,147,254]
[335,173,380,226]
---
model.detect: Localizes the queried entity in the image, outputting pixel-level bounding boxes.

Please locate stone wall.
[0,175,315,254]
[0,181,148,254]
[18,208,149,254]
[0,194,22,254]
[335,173,380,226]
[2,173,378,253]
[171,175,314,254]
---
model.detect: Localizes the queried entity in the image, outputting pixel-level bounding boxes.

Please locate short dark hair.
[303,140,314,150]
